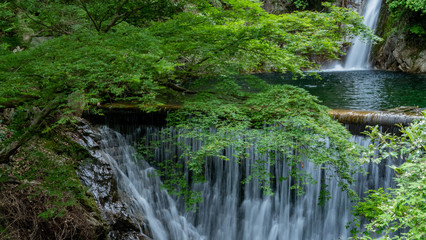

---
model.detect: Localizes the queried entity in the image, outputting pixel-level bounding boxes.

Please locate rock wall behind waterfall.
[80,111,406,240]
[372,2,426,73]
[75,119,150,239]
[374,35,426,73]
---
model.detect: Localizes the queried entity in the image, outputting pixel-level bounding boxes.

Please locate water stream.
[88,123,402,240]
[80,1,423,238]
[95,126,204,240]
[327,0,383,70]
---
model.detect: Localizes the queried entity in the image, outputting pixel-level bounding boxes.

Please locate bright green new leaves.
[145,84,362,207]
[1,0,376,116]
[352,111,426,239]
[387,0,426,15]
[1,0,375,208]
[151,1,376,81]
[0,0,376,110]
[8,0,183,35]
[0,25,174,110]
[385,0,426,37]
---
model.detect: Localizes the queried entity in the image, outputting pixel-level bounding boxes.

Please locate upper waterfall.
[327,0,383,70]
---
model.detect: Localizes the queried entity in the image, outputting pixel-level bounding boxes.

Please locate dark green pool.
[258,70,426,111]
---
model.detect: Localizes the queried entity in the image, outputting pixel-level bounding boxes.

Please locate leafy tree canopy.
[141,83,363,208]
[385,0,426,37]
[351,111,426,239]
[387,0,426,15]
[0,0,376,109]
[0,0,376,203]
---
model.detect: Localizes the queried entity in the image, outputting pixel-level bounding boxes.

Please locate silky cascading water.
[79,119,402,240]
[327,0,383,70]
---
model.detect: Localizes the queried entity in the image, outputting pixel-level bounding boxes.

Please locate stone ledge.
[329,109,423,127]
[95,103,425,128]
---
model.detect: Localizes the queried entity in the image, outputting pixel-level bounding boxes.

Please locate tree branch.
[78,0,101,32]
[21,11,69,35]
[102,0,130,33]
[0,96,64,164]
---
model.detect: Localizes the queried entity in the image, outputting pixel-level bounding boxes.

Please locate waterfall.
[328,0,383,70]
[85,123,402,240]
[93,126,205,240]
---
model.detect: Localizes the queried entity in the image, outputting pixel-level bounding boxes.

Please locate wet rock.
[413,50,426,72]
[374,34,426,73]
[73,118,151,240]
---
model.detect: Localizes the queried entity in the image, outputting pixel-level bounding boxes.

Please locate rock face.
[372,2,426,73]
[414,50,426,72]
[374,34,426,73]
[73,119,150,240]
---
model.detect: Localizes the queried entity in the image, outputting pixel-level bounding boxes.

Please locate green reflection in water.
[258,70,426,110]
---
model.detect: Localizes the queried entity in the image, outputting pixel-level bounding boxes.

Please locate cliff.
[372,2,426,73]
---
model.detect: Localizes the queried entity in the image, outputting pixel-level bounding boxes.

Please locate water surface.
[258,70,426,110]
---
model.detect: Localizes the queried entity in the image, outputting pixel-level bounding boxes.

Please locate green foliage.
[6,0,183,35]
[0,2,15,33]
[0,0,376,135]
[0,2,20,52]
[0,24,172,114]
[141,83,363,208]
[8,135,91,221]
[17,143,89,220]
[351,111,426,239]
[0,0,376,107]
[13,0,85,35]
[151,1,377,81]
[386,0,426,39]
[407,24,425,37]
[387,0,426,15]
[291,0,309,10]
[1,0,376,213]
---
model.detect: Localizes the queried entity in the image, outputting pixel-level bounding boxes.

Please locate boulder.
[375,33,426,73]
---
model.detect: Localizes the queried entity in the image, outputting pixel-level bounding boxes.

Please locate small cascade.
[142,127,402,240]
[80,125,204,240]
[327,0,383,70]
[81,119,403,240]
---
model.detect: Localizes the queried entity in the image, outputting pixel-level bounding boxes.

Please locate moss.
[0,125,108,239]
[371,3,398,57]
[42,132,90,161]
[374,2,426,53]
[0,182,108,240]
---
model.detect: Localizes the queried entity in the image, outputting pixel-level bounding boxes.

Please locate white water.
[327,0,383,71]
[97,126,205,240]
[93,125,401,240]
